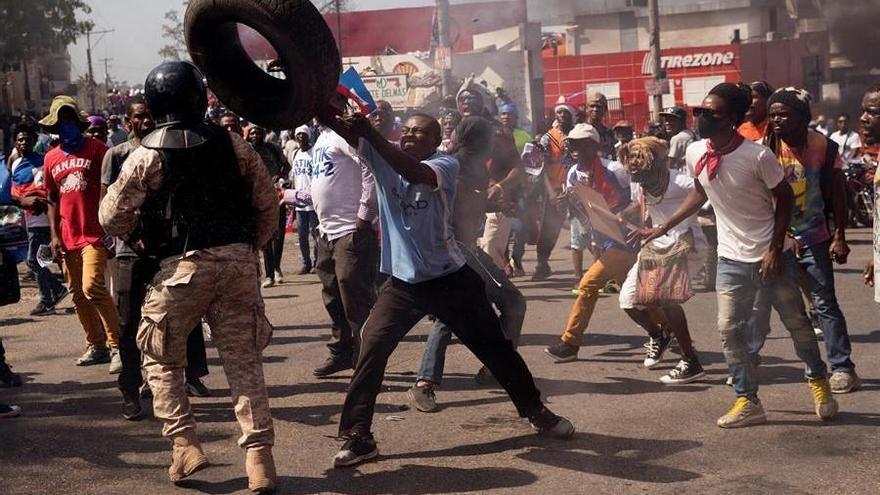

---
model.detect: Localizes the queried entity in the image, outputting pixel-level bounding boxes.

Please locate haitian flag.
[337,67,378,115]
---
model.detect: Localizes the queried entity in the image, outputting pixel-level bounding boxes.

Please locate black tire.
[855,192,873,227]
[185,0,341,130]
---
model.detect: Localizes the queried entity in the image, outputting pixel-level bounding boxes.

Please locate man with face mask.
[641,82,837,428]
[40,96,122,372]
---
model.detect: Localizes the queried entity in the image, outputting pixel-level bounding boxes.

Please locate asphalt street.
[1,229,878,495]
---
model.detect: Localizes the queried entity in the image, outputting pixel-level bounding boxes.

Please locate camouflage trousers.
[138,244,275,449]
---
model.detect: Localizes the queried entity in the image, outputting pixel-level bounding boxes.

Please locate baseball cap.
[612,120,634,130]
[39,95,88,131]
[659,106,686,121]
[567,123,601,143]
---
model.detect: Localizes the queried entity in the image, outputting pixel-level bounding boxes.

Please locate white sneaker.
[108,349,122,374]
[274,270,284,283]
[261,278,275,288]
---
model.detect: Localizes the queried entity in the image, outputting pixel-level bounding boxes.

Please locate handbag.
[634,229,695,305]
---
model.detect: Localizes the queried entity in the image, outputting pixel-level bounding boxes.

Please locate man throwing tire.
[327,112,574,468]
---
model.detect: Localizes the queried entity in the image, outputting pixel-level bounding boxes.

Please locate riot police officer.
[99,61,279,493]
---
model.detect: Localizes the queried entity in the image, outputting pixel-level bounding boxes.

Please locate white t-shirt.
[829,130,861,165]
[631,168,707,252]
[287,147,314,212]
[310,128,377,239]
[686,138,786,263]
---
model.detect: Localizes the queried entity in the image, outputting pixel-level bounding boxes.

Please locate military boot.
[168,430,209,483]
[246,446,277,494]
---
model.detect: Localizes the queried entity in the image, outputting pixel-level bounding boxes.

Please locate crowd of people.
[1,59,878,494]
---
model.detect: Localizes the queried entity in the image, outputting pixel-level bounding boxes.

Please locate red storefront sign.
[544,43,743,130]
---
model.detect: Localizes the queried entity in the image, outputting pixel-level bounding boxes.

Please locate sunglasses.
[692,107,718,118]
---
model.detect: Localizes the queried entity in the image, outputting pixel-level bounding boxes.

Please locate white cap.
[567,123,601,143]
[294,125,312,140]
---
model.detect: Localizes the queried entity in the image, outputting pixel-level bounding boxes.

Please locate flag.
[337,67,378,114]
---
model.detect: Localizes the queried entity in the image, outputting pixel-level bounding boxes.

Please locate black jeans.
[315,229,378,361]
[263,206,288,279]
[114,256,209,394]
[338,265,544,437]
[536,202,566,266]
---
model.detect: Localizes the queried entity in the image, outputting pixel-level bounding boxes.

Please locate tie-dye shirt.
[775,130,840,248]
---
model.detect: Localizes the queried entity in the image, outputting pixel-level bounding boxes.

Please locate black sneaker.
[313,356,353,377]
[298,266,312,275]
[121,388,144,421]
[660,358,706,385]
[333,433,379,468]
[0,362,22,388]
[544,341,579,363]
[52,287,70,307]
[474,366,498,387]
[139,382,153,399]
[29,301,56,316]
[0,402,22,418]
[186,377,212,397]
[531,263,552,281]
[529,407,575,439]
[643,332,671,369]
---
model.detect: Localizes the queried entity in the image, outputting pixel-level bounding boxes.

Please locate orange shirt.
[738,119,769,142]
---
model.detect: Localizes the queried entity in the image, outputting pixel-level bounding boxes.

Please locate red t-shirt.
[44,138,109,251]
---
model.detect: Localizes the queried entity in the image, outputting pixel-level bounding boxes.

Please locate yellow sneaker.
[716,397,767,428]
[808,377,839,421]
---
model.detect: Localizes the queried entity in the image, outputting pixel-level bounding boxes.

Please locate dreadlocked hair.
[617,136,669,173]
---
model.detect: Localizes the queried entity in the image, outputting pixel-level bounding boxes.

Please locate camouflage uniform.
[99,133,279,448]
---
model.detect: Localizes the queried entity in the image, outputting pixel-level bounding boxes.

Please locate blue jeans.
[417,246,526,385]
[296,210,319,269]
[26,226,63,305]
[750,240,854,373]
[716,254,827,402]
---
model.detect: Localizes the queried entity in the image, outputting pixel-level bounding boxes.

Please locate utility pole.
[100,57,113,89]
[335,0,343,64]
[436,0,452,97]
[648,0,663,120]
[84,27,114,113]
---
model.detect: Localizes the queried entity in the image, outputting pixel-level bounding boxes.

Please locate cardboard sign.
[571,181,630,245]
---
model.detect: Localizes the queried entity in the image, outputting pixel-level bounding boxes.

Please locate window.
[586,82,621,100]
[682,76,726,107]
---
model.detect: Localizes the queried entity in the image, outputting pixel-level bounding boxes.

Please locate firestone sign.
[641,51,736,75]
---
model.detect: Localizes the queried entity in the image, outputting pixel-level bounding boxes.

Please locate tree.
[158,2,189,61]
[0,0,93,63]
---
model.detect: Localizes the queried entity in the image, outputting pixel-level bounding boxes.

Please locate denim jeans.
[417,246,526,385]
[716,254,827,402]
[295,210,319,269]
[26,226,63,305]
[749,240,854,373]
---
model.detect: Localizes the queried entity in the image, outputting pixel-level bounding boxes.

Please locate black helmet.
[144,61,208,127]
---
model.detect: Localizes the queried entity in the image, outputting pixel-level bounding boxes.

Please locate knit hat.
[554,102,576,121]
[768,87,812,122]
[87,115,107,129]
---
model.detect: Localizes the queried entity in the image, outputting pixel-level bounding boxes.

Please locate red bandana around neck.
[694,132,745,181]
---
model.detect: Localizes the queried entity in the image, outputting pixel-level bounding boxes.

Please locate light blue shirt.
[358,140,466,284]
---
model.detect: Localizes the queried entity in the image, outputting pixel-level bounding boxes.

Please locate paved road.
[1,230,878,495]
